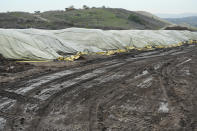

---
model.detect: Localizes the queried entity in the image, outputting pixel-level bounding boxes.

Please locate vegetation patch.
[128,14,144,24]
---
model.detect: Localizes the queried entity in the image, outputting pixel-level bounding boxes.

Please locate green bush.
[128,14,142,24]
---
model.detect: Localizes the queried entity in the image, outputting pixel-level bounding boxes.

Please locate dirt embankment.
[0,44,197,131]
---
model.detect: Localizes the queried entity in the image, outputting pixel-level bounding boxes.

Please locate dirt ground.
[0,55,33,74]
[0,44,197,131]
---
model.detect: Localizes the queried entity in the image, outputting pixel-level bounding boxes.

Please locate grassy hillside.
[0,8,171,30]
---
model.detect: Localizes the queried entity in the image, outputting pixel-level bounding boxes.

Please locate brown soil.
[0,54,33,74]
[0,44,197,131]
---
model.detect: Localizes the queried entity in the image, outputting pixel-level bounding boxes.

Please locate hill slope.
[0,8,171,30]
[165,16,197,28]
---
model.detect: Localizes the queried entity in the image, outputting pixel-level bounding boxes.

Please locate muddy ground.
[0,55,33,75]
[0,44,197,131]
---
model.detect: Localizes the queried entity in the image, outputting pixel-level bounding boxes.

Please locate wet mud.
[0,44,197,131]
[0,55,33,75]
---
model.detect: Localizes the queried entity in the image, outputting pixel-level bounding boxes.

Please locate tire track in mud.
[6,60,120,94]
[0,56,120,90]
[0,89,38,104]
[27,61,125,98]
[87,66,154,130]
[149,50,197,130]
[31,52,165,130]
[87,68,148,130]
[28,58,145,130]
[2,59,127,130]
[34,58,156,131]
[77,64,152,130]
[90,66,158,130]
[75,47,197,131]
[0,49,159,130]
[32,62,124,100]
[3,60,127,130]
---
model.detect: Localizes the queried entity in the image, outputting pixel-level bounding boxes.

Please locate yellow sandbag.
[136,48,142,51]
[126,46,135,50]
[177,42,183,46]
[116,49,127,53]
[155,45,165,48]
[145,45,153,49]
[106,50,116,55]
[189,40,193,44]
[58,57,64,61]
[96,52,106,55]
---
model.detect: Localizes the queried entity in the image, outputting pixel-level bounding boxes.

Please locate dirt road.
[0,44,197,131]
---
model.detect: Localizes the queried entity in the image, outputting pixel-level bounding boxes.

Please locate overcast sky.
[0,0,196,14]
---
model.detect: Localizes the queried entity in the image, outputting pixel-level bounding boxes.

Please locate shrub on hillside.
[128,14,143,24]
[83,5,89,10]
[65,5,75,11]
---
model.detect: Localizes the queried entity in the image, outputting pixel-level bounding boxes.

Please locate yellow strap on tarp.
[17,60,51,62]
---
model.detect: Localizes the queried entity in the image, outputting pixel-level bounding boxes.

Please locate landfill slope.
[0,44,196,131]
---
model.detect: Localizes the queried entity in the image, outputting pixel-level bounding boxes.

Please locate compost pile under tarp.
[0,28,197,60]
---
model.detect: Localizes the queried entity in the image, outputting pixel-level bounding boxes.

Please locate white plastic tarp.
[0,28,197,60]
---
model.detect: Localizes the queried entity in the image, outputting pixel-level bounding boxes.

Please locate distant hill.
[0,8,171,30]
[165,16,197,28]
[156,13,197,18]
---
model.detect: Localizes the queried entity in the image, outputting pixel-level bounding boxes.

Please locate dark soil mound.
[164,25,193,31]
[0,54,33,74]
